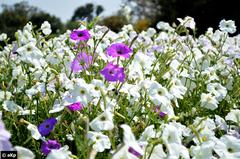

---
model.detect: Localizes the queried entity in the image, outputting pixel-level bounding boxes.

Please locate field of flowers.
[0,17,240,159]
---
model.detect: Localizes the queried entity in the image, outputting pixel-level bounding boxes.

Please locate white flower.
[156,21,174,32]
[27,124,41,140]
[90,79,106,98]
[15,146,35,159]
[162,124,182,145]
[225,109,240,124]
[0,33,7,41]
[207,83,227,101]
[215,115,227,131]
[214,135,240,159]
[148,81,171,106]
[139,125,156,142]
[167,143,190,159]
[16,42,44,67]
[46,146,72,159]
[190,141,215,159]
[147,144,167,159]
[219,19,236,34]
[177,16,196,29]
[89,109,114,131]
[169,78,187,99]
[112,124,144,159]
[200,93,219,110]
[87,131,111,152]
[41,21,52,35]
[3,100,23,113]
[63,79,91,106]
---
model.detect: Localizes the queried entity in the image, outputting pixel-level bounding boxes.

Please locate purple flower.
[71,52,92,73]
[70,29,91,41]
[100,62,125,82]
[128,146,142,158]
[67,102,83,111]
[159,112,167,118]
[107,43,132,58]
[41,139,61,155]
[0,120,13,151]
[38,118,57,136]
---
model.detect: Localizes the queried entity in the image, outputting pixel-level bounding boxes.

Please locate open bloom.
[90,109,114,131]
[41,140,61,155]
[87,131,111,152]
[100,62,125,82]
[71,52,92,73]
[70,29,91,41]
[219,19,236,34]
[107,43,132,58]
[38,118,57,136]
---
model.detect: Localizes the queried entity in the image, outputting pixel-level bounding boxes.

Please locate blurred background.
[0,0,239,41]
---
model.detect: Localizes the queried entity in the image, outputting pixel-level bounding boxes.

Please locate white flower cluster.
[0,17,239,159]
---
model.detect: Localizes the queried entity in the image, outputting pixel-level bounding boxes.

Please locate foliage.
[71,3,104,22]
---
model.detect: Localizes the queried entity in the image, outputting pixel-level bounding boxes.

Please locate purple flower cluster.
[101,62,125,82]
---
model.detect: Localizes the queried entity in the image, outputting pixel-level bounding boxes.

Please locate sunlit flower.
[100,62,125,82]
[70,29,91,41]
[107,43,132,58]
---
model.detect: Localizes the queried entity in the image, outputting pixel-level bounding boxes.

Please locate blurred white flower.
[46,146,72,159]
[41,21,52,35]
[225,109,240,124]
[0,33,7,41]
[177,16,196,29]
[27,124,41,140]
[214,135,240,159]
[15,146,35,159]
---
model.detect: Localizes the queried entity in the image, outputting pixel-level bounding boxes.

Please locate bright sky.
[0,0,123,22]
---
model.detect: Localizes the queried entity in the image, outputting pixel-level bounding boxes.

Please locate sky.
[0,0,123,22]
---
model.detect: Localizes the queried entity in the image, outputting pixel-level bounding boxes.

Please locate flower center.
[78,33,83,37]
[45,124,50,128]
[109,70,114,75]
[158,90,163,96]
[117,50,123,54]
[100,116,106,121]
[27,46,32,52]
[80,90,85,94]
[228,148,234,153]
